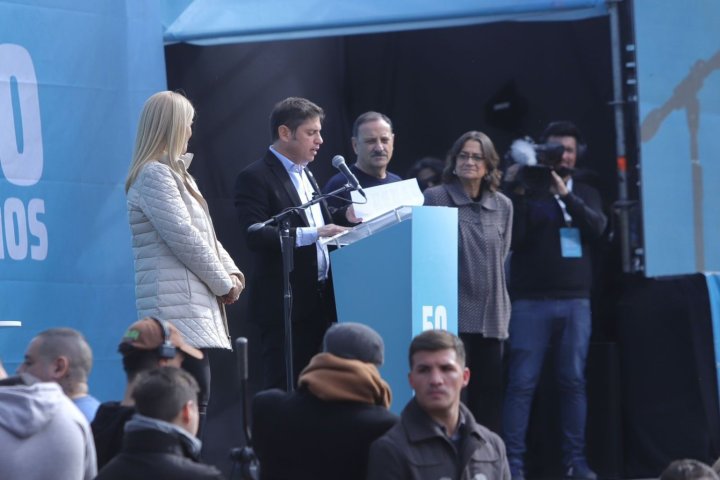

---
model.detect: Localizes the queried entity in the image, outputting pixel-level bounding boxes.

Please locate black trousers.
[182,350,210,439]
[260,281,335,390]
[460,333,505,434]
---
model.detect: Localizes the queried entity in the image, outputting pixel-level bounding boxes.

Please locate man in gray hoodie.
[0,374,97,480]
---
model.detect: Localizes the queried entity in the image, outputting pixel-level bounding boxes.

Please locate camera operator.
[502,121,607,480]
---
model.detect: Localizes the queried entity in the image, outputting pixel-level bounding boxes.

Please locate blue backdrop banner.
[0,0,166,400]
[636,0,720,276]
[162,0,607,45]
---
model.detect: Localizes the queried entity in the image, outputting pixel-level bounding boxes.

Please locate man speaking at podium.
[235,97,352,390]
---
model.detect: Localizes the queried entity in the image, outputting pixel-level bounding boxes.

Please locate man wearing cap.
[251,322,399,480]
[91,317,203,469]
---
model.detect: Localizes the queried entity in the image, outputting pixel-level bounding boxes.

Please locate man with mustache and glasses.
[322,111,401,214]
[366,330,510,480]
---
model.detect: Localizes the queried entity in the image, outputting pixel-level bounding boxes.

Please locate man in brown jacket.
[366,330,510,480]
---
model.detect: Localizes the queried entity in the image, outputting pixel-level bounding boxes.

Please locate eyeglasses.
[456,152,485,162]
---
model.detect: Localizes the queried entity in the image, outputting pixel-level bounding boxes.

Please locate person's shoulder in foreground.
[0,375,97,480]
[252,323,399,480]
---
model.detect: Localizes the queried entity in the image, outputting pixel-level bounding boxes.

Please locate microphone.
[247,223,264,234]
[332,155,366,198]
[235,337,249,382]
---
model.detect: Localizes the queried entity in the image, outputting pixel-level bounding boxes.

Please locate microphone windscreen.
[510,139,537,166]
[235,337,249,381]
[332,155,345,168]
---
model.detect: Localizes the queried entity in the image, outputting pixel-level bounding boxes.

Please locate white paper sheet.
[350,178,425,222]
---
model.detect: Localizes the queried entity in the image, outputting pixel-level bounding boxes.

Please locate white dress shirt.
[270,146,329,281]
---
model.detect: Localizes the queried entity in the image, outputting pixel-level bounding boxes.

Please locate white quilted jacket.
[127,158,242,349]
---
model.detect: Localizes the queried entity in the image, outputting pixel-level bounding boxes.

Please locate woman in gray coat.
[125,91,245,434]
[423,130,512,433]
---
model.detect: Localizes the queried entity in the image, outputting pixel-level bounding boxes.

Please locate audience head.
[406,156,444,191]
[442,130,501,192]
[132,366,201,436]
[18,328,93,397]
[118,317,202,382]
[407,330,469,417]
[126,91,195,191]
[660,459,719,480]
[323,322,385,366]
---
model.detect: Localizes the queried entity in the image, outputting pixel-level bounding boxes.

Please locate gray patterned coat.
[424,180,513,339]
[127,157,242,349]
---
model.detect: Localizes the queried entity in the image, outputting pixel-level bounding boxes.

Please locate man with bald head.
[18,327,100,421]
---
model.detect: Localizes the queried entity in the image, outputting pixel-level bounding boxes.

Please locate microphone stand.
[229,337,259,480]
[248,184,355,392]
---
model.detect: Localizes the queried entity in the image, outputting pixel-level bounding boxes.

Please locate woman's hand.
[222,274,245,304]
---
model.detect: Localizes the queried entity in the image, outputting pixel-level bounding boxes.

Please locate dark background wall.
[165,15,718,479]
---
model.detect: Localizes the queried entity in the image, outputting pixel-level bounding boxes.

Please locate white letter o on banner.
[0,44,43,186]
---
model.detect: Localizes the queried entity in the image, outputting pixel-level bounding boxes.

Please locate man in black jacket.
[252,322,398,480]
[234,97,352,390]
[502,121,607,480]
[96,366,223,480]
[92,317,203,469]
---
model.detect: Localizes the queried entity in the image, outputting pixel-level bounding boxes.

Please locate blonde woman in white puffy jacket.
[125,91,245,435]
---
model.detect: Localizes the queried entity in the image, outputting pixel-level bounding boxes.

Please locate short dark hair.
[441,130,501,192]
[270,97,324,141]
[408,330,466,369]
[661,459,719,480]
[540,120,585,145]
[351,111,393,138]
[131,366,199,422]
[406,156,444,179]
[36,328,93,384]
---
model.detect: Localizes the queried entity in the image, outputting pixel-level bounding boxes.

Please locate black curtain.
[617,274,720,478]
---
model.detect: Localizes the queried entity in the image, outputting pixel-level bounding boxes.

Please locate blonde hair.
[125,91,195,192]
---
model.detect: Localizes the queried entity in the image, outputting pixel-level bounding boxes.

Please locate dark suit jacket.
[234,150,340,328]
[252,388,399,480]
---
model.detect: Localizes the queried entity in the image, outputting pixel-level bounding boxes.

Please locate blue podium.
[329,206,458,413]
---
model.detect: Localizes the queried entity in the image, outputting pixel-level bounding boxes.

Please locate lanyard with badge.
[556,179,582,258]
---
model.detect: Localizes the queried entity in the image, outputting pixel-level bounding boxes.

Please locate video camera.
[504,138,571,194]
